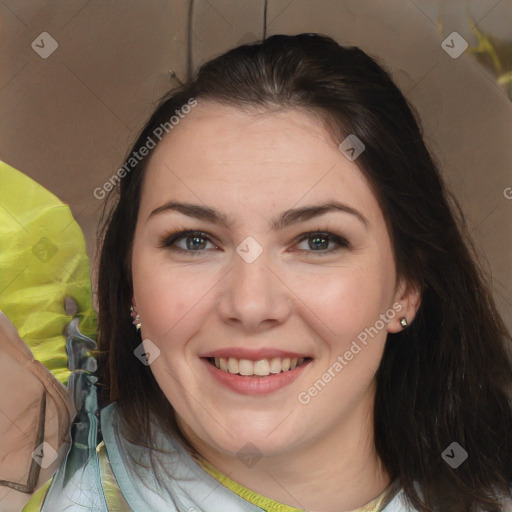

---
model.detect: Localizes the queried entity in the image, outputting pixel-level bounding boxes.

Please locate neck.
[180,386,391,511]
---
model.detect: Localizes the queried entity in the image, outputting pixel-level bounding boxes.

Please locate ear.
[387,278,422,333]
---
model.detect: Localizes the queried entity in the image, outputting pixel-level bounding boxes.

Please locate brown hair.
[96,33,512,511]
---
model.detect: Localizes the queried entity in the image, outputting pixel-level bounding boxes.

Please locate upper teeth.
[213,357,305,376]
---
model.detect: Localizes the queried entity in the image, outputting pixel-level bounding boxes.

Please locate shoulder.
[34,402,109,511]
[22,402,128,512]
[99,402,267,511]
[21,442,129,512]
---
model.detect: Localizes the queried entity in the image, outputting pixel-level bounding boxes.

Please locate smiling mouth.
[205,356,312,377]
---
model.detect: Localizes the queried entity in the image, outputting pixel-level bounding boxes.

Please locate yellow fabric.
[20,443,131,512]
[198,456,302,512]
[197,457,394,512]
[20,478,53,512]
[97,441,133,511]
[0,161,97,385]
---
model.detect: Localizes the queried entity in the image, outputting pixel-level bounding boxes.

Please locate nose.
[217,248,292,332]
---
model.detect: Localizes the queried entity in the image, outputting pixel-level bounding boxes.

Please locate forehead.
[149,102,341,170]
[140,102,380,224]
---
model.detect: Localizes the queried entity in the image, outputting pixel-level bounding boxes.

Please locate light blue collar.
[40,391,412,512]
[101,402,413,512]
[101,402,267,512]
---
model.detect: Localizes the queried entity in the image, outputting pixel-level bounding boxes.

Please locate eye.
[159,230,218,255]
[159,229,350,257]
[294,231,349,255]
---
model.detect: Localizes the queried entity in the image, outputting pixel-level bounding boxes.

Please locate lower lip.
[201,358,312,395]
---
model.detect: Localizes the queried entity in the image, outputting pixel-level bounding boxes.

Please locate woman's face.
[131,101,419,459]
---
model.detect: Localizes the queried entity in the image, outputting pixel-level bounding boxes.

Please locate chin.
[203,424,302,459]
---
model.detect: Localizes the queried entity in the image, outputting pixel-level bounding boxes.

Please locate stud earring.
[130,305,142,331]
[400,317,408,328]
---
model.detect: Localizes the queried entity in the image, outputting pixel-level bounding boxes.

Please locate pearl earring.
[130,305,141,330]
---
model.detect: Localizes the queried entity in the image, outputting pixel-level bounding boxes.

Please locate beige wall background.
[0,0,511,330]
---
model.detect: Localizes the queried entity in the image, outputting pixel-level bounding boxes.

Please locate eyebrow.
[147,200,369,230]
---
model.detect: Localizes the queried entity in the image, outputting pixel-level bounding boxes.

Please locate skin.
[131,101,421,511]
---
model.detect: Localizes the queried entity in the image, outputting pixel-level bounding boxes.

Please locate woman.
[32,33,512,511]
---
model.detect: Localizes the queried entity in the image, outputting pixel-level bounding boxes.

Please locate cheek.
[298,267,394,411]
[132,252,215,343]
[291,258,395,343]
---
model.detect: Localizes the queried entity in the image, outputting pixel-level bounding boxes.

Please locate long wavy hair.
[96,33,512,511]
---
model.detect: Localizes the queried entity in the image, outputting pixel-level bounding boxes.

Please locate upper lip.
[200,348,311,360]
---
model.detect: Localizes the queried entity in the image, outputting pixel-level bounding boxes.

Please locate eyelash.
[158,229,350,256]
